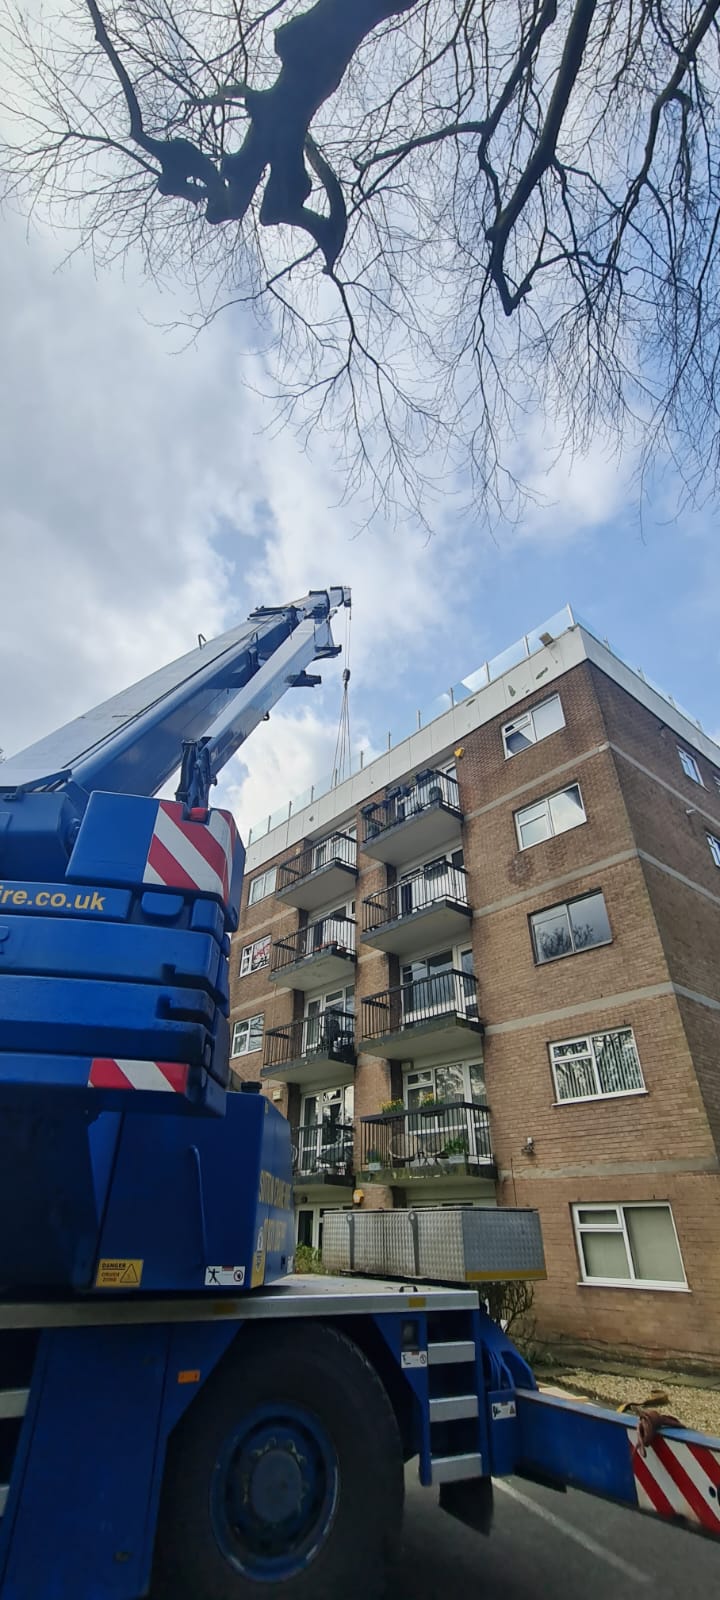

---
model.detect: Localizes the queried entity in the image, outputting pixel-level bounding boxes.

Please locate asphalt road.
[396,1466,720,1599]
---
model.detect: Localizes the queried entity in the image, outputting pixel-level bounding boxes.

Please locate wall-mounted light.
[523,1136,536,1156]
[352,1188,365,1206]
[539,631,554,647]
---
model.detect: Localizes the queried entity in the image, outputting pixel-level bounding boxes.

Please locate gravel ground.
[550,1368,720,1438]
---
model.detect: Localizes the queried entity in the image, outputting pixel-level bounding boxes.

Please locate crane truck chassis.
[0,587,718,1598]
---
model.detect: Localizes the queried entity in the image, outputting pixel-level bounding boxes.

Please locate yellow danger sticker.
[95,1258,144,1289]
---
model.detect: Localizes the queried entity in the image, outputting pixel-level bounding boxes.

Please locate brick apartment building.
[228,608,720,1364]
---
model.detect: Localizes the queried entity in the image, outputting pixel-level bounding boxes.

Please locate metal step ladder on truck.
[0,583,718,1600]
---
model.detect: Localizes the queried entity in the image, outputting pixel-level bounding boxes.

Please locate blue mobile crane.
[0,586,718,1599]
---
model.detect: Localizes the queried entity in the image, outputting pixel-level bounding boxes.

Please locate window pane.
[708,834,720,868]
[302,1096,318,1126]
[468,1063,485,1102]
[532,906,572,962]
[247,1014,263,1051]
[678,748,702,784]
[625,1207,685,1283]
[576,1207,620,1226]
[517,800,550,848]
[296,1210,314,1248]
[553,1046,597,1100]
[240,946,252,975]
[532,695,565,740]
[581,1231,632,1280]
[548,784,585,835]
[593,1029,643,1094]
[568,892,610,952]
[504,715,534,755]
[435,1064,464,1102]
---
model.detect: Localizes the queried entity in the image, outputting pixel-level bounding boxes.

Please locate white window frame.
[530,891,611,964]
[502,694,565,759]
[708,833,720,868]
[231,1013,264,1056]
[677,747,703,785]
[239,934,272,976]
[403,1060,485,1107]
[248,866,277,905]
[515,784,586,850]
[549,1027,645,1104]
[400,942,476,1022]
[573,1202,688,1291]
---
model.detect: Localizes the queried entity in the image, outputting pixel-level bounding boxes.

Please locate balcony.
[269,915,356,992]
[276,832,357,912]
[360,969,482,1059]
[262,1009,356,1088]
[362,862,471,955]
[359,1101,494,1181]
[361,769,462,865]
[293,1121,354,1185]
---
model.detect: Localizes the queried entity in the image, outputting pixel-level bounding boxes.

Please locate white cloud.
[0,219,246,758]
[510,417,637,543]
[216,705,344,840]
[1,215,456,819]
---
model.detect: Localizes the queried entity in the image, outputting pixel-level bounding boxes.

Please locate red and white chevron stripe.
[632,1432,720,1532]
[143,802,237,903]
[88,1059,190,1093]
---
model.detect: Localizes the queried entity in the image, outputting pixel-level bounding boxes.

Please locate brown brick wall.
[473,857,669,1027]
[591,666,720,817]
[486,993,714,1174]
[504,1170,720,1363]
[226,653,720,1361]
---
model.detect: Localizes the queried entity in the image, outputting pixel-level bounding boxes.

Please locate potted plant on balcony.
[379,1099,405,1115]
[439,1133,468,1168]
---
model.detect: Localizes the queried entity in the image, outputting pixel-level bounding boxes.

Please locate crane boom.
[0,588,350,801]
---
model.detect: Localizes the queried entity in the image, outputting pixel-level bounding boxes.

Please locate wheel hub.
[211,1403,339,1580]
[248,1444,304,1524]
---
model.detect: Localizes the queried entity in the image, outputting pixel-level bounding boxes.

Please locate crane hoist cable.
[332,604,352,787]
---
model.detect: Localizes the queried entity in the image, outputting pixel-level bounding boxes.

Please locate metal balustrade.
[363,862,468,933]
[293,1121,354,1179]
[359,1101,493,1174]
[270,915,356,974]
[361,968,479,1044]
[263,1010,356,1072]
[361,768,461,845]
[277,833,357,894]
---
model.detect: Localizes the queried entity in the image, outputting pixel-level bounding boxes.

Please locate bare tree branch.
[4,1,720,526]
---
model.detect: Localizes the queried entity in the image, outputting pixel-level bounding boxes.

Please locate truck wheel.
[153,1321,403,1599]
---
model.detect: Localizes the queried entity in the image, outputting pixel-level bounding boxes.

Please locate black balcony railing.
[361,969,479,1043]
[270,915,356,974]
[277,832,357,893]
[362,768,461,843]
[363,862,469,933]
[359,1102,492,1172]
[263,1009,356,1073]
[293,1121,354,1179]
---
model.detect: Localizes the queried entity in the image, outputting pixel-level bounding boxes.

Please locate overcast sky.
[2,208,719,842]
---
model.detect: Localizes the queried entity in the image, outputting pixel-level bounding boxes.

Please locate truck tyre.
[153,1321,404,1599]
